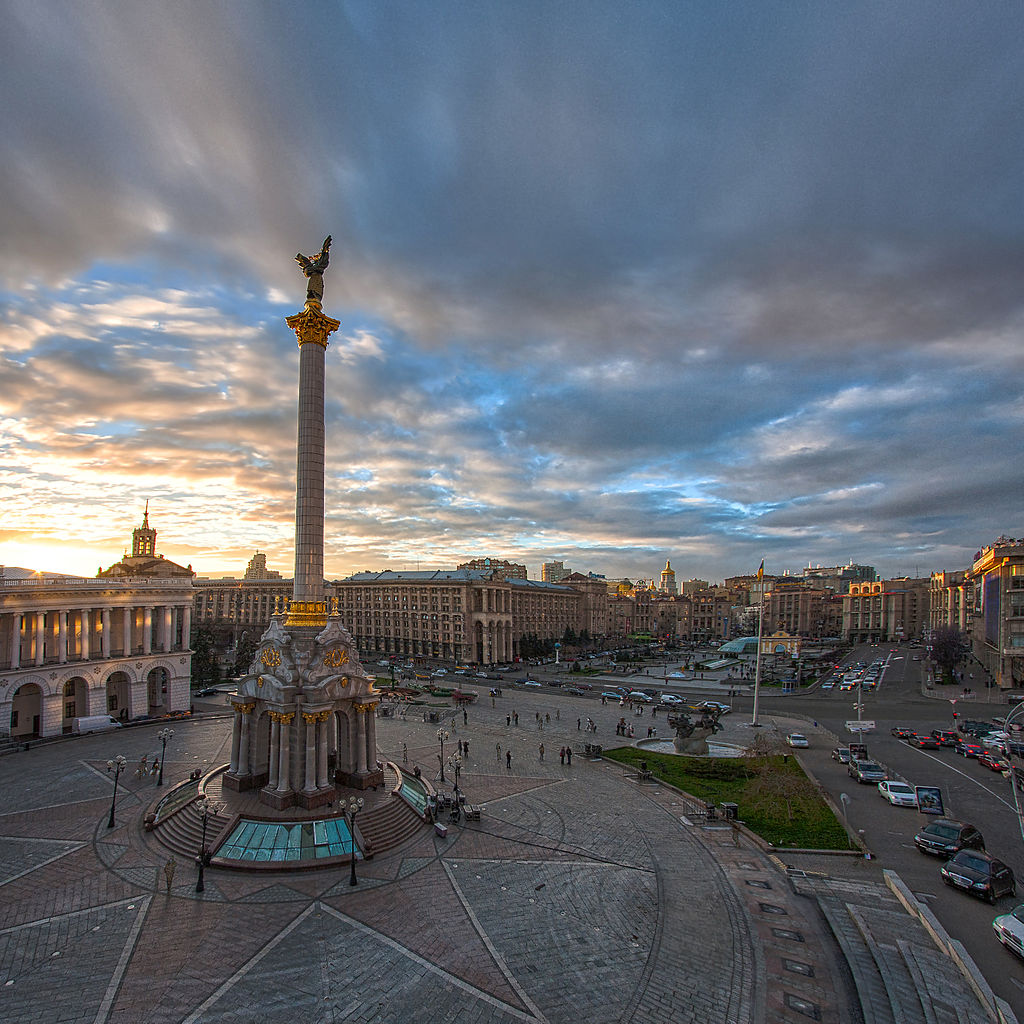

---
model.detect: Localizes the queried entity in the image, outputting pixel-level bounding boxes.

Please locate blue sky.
[1,1,1022,582]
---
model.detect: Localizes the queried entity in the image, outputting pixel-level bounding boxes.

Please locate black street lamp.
[448,753,462,813]
[437,728,449,781]
[194,796,223,893]
[106,755,127,828]
[156,728,174,786]
[348,795,364,886]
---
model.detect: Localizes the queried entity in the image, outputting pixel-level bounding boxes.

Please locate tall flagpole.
[750,561,765,727]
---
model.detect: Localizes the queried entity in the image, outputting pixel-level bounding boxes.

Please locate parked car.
[786,733,809,748]
[914,819,985,857]
[981,732,1010,749]
[908,733,940,750]
[978,752,1011,772]
[955,741,986,758]
[522,680,541,688]
[849,759,886,784]
[941,849,1016,903]
[831,746,852,763]
[566,687,587,696]
[993,904,1024,959]
[930,730,958,746]
[878,781,918,807]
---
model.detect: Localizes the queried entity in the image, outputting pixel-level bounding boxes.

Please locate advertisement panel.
[915,786,944,815]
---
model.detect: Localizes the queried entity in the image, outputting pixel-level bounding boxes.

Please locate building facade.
[456,557,528,580]
[541,560,570,583]
[965,538,1024,690]
[765,582,843,638]
[842,578,930,643]
[0,569,192,739]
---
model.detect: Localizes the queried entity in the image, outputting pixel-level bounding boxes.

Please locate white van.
[71,715,121,734]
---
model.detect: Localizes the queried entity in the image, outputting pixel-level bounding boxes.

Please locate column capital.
[233,701,256,715]
[285,307,341,349]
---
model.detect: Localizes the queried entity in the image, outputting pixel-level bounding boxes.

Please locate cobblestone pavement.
[0,696,992,1023]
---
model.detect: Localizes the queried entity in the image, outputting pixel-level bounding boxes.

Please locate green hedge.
[603,747,855,850]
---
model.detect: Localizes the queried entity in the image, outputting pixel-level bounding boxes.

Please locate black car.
[914,819,985,857]
[941,849,1016,903]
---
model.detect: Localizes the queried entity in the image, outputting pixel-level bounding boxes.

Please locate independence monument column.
[286,236,339,627]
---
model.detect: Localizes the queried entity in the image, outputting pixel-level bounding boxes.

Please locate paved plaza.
[0,693,1005,1023]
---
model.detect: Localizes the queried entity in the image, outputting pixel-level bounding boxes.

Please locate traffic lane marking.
[897,744,1017,813]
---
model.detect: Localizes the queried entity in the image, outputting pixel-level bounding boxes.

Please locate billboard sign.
[915,786,944,815]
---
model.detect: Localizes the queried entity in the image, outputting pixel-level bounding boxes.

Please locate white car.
[785,733,809,748]
[993,904,1024,959]
[981,732,1010,748]
[700,702,731,714]
[659,694,686,705]
[627,691,653,702]
[878,781,918,807]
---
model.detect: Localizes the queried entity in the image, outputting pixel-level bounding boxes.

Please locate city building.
[802,562,877,592]
[97,505,194,580]
[541,560,570,583]
[0,566,192,739]
[244,551,282,580]
[334,569,580,663]
[659,560,677,596]
[965,538,1024,690]
[842,578,930,643]
[929,570,969,635]
[764,581,843,638]
[456,557,528,580]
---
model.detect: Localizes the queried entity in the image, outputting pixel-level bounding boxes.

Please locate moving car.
[941,850,1016,903]
[993,904,1024,959]
[930,730,958,747]
[955,741,985,758]
[978,752,1011,772]
[891,727,915,739]
[522,680,541,688]
[849,759,886,784]
[785,733,809,748]
[878,781,918,807]
[627,691,653,702]
[908,733,940,749]
[698,702,732,714]
[831,747,852,763]
[914,819,985,857]
[659,694,686,705]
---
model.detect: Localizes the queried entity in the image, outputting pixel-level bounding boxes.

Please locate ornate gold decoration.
[285,599,328,628]
[340,676,349,688]
[260,648,281,668]
[279,712,294,724]
[234,702,256,715]
[302,711,320,724]
[257,676,264,688]
[285,307,341,350]
[323,648,348,668]
[353,702,375,714]
[316,710,332,722]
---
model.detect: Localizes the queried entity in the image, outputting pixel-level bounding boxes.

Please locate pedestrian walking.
[496,742,502,761]
[163,856,176,894]
[577,717,581,730]
[463,740,469,758]
[463,708,468,725]
[507,714,511,727]
[506,749,512,770]
[559,747,565,765]
[458,739,464,756]
[545,712,550,723]
[402,742,408,764]
[539,743,545,761]
[514,711,519,725]
[556,708,560,720]
[566,747,572,765]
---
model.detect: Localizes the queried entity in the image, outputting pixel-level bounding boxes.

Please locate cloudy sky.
[2,1,1022,584]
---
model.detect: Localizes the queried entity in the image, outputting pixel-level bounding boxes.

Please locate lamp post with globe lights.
[194,796,223,893]
[156,728,174,786]
[106,755,127,828]
[348,796,364,886]
[437,728,449,782]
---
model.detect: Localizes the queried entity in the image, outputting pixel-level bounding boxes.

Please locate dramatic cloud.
[1,1,1022,581]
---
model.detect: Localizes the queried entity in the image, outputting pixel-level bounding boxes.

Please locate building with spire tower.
[223,236,384,809]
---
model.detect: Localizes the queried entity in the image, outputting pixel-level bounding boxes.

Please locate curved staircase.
[356,794,425,856]
[152,801,231,861]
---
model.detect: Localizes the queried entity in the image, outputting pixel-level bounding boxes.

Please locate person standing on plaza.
[506,749,512,771]
[463,740,469,758]
[566,747,572,765]
[507,713,511,727]
[539,743,545,762]
[559,746,565,764]
[496,741,502,761]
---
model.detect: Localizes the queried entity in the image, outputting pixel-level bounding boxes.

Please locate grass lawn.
[604,746,856,851]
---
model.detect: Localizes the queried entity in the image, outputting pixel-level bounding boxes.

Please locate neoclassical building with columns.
[0,568,193,739]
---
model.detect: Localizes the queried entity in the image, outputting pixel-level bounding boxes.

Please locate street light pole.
[195,796,223,893]
[106,755,127,828]
[348,796,364,886]
[437,728,449,781]
[156,728,174,786]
